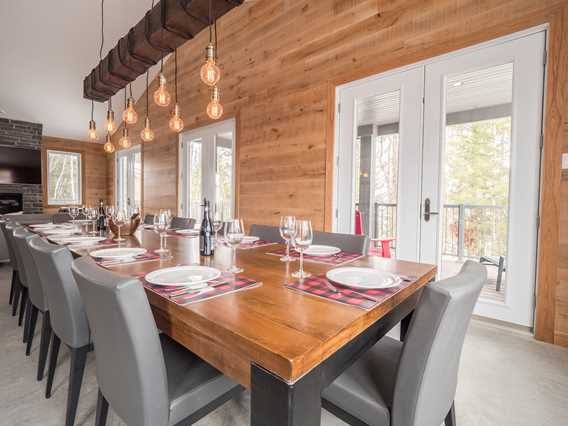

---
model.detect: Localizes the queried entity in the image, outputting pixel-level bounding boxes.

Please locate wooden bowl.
[108,215,141,236]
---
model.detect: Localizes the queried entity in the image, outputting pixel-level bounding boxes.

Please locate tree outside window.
[47,150,82,205]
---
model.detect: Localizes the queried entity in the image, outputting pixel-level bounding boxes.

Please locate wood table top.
[73,229,436,388]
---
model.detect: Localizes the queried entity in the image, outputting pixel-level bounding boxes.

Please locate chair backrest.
[144,214,155,225]
[5,223,25,279]
[13,228,48,311]
[0,220,17,268]
[312,230,367,254]
[28,237,90,348]
[52,213,72,224]
[249,224,282,243]
[72,256,170,426]
[171,216,195,229]
[391,260,486,426]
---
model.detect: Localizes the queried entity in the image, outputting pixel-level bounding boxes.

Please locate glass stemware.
[279,216,297,262]
[292,220,313,279]
[213,202,224,246]
[69,206,78,223]
[224,219,244,274]
[154,210,170,255]
[114,209,127,242]
[87,207,98,234]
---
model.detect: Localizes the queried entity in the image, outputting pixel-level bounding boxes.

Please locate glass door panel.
[116,146,142,213]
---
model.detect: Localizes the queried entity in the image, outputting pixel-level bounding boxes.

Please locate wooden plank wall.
[107,0,568,345]
[42,136,108,212]
[557,101,568,347]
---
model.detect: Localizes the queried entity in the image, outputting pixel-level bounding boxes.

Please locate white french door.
[179,118,236,222]
[334,29,546,326]
[116,146,141,212]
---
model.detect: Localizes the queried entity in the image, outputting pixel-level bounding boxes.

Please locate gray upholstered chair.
[0,219,18,308]
[249,224,368,254]
[71,256,243,426]
[52,213,72,224]
[144,214,156,225]
[28,238,92,426]
[4,222,28,324]
[13,229,51,378]
[250,224,283,243]
[170,216,196,230]
[322,261,486,426]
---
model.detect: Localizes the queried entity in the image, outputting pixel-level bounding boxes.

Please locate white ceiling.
[0,0,161,141]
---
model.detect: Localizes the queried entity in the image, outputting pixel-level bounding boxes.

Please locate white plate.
[241,236,259,244]
[29,223,55,228]
[90,247,147,259]
[326,267,402,289]
[175,229,199,235]
[145,266,221,287]
[303,245,341,257]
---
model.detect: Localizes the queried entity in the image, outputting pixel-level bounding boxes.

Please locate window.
[47,150,82,205]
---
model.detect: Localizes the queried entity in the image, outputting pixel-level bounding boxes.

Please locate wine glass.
[224,219,244,274]
[154,210,170,255]
[279,216,296,262]
[87,207,98,235]
[113,209,127,242]
[69,206,78,223]
[292,220,313,279]
[213,202,224,246]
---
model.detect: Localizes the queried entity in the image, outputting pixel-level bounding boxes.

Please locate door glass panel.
[215,133,234,219]
[441,63,513,303]
[133,151,142,209]
[189,139,203,221]
[354,90,400,256]
[117,156,128,210]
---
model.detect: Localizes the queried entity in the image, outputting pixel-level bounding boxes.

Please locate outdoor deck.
[442,257,506,303]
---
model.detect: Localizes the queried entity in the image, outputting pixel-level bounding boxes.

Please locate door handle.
[424,198,439,222]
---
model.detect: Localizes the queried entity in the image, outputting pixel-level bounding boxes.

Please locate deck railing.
[373,202,507,259]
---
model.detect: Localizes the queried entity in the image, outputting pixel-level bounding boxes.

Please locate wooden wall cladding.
[42,136,108,212]
[108,0,568,345]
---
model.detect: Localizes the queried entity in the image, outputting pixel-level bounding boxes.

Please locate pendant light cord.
[174,49,178,103]
[214,20,218,59]
[129,83,133,98]
[146,71,150,118]
[99,0,104,61]
[91,100,94,120]
[208,0,212,42]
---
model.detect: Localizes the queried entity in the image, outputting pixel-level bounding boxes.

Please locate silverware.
[325,280,379,303]
[397,274,417,282]
[167,280,230,298]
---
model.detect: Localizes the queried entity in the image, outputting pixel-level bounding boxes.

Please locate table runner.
[285,274,415,310]
[267,247,363,266]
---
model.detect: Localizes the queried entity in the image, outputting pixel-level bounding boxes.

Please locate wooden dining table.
[68,227,436,426]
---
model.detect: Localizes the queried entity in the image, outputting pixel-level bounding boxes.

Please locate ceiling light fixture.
[169,49,184,133]
[119,88,132,149]
[207,86,223,120]
[141,70,155,142]
[104,132,115,153]
[154,59,172,107]
[122,83,138,124]
[106,98,116,132]
[200,0,221,87]
[88,100,97,141]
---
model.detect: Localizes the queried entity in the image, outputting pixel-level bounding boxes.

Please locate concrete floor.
[1,263,567,426]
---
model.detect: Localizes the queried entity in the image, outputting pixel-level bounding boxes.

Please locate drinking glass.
[224,219,245,274]
[292,220,313,279]
[279,216,296,262]
[87,207,98,234]
[154,210,170,255]
[114,209,127,242]
[213,202,224,246]
[69,206,78,222]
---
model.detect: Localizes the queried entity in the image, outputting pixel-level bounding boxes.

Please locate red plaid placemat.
[92,251,161,269]
[267,248,363,266]
[142,272,261,305]
[285,274,410,310]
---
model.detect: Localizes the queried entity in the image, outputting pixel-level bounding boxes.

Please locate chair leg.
[18,287,28,326]
[23,298,32,343]
[445,402,456,426]
[95,389,109,426]
[11,278,21,317]
[65,345,89,426]
[37,312,51,381]
[25,305,39,355]
[9,270,16,305]
[45,334,61,399]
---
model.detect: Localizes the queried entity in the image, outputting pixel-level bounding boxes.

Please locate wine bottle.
[200,198,214,256]
[97,199,106,232]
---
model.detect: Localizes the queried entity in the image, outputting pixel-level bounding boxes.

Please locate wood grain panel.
[41,136,108,212]
[104,0,568,345]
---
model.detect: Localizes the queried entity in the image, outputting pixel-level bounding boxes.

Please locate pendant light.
[122,83,138,124]
[153,59,172,107]
[119,88,132,148]
[200,1,221,86]
[207,86,223,120]
[169,49,184,132]
[141,71,155,142]
[103,132,115,153]
[88,100,97,140]
[106,98,116,132]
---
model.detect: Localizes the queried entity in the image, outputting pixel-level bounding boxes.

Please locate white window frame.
[115,145,142,211]
[46,149,82,206]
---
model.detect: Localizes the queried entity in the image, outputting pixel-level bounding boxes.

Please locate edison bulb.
[119,128,131,149]
[88,120,97,141]
[106,110,116,132]
[200,43,221,86]
[103,134,115,153]
[206,86,223,120]
[169,104,184,133]
[153,73,171,107]
[122,97,138,124]
[140,117,155,142]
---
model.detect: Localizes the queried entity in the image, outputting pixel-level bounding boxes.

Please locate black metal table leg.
[251,364,322,426]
